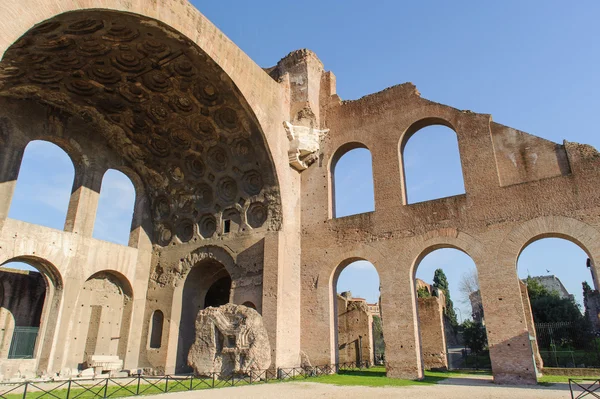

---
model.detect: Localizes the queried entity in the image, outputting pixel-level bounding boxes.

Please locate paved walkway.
[148,378,571,399]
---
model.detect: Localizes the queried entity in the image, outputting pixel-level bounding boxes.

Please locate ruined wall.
[417,296,448,370]
[337,295,373,365]
[299,68,600,385]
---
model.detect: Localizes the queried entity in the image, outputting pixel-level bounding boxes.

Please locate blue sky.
[4,2,599,321]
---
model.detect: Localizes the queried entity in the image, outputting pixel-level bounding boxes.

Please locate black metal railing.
[569,378,600,399]
[0,362,373,399]
[536,322,600,368]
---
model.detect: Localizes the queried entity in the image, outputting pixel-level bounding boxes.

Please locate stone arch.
[0,9,282,246]
[172,245,236,373]
[499,216,600,284]
[398,117,464,204]
[73,270,134,367]
[408,229,485,279]
[329,256,382,365]
[408,231,484,371]
[328,141,374,218]
[0,256,63,372]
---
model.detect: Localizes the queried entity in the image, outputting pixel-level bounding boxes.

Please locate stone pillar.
[479,262,537,384]
[262,231,301,368]
[418,296,448,370]
[64,166,103,237]
[0,144,24,224]
[380,269,422,379]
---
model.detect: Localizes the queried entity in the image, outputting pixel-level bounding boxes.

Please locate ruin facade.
[0,0,599,385]
[336,292,374,366]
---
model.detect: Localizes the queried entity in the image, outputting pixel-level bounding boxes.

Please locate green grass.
[304,366,447,387]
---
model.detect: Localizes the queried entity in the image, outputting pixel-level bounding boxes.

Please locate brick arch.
[328,253,383,365]
[328,141,373,218]
[408,228,485,279]
[498,216,600,272]
[398,113,463,205]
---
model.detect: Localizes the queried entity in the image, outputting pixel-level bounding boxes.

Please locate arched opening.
[149,310,164,350]
[71,271,133,371]
[414,248,488,371]
[330,144,375,218]
[176,259,232,373]
[400,123,465,204]
[8,140,75,230]
[0,257,62,373]
[517,237,596,369]
[92,169,136,246]
[332,259,382,367]
[242,301,256,310]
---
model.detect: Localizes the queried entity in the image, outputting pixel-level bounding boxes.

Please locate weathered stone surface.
[187,304,271,376]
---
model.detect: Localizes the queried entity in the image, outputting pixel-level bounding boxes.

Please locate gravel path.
[148,378,570,399]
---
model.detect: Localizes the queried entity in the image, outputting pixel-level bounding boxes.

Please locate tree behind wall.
[433,269,458,326]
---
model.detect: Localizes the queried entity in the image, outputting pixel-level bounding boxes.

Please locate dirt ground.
[150,378,571,399]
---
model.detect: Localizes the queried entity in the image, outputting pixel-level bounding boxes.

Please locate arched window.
[333,260,382,365]
[414,248,487,370]
[517,238,595,368]
[149,310,164,349]
[401,124,465,204]
[331,145,375,218]
[92,169,136,246]
[8,141,75,230]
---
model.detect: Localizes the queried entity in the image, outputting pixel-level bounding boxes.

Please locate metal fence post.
[136,374,140,395]
[66,379,72,399]
[165,375,169,393]
[22,382,27,399]
[189,376,193,391]
[103,378,109,399]
[212,373,215,388]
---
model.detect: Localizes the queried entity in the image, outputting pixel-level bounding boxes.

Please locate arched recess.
[399,118,465,204]
[0,9,282,246]
[92,169,136,246]
[71,271,133,367]
[149,310,164,350]
[0,256,62,372]
[176,258,232,373]
[8,140,75,230]
[242,301,257,310]
[330,258,381,366]
[329,142,375,218]
[412,244,484,370]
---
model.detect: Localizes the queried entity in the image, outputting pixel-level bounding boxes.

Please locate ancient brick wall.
[418,296,448,370]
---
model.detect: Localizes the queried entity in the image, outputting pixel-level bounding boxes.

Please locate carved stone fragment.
[187,303,271,377]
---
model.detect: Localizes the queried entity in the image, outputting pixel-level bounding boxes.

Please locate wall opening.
[92,169,136,246]
[401,124,465,204]
[0,257,62,372]
[332,260,382,367]
[331,145,375,218]
[8,140,75,230]
[242,301,256,310]
[414,248,487,371]
[149,310,164,350]
[176,259,231,373]
[517,237,595,369]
